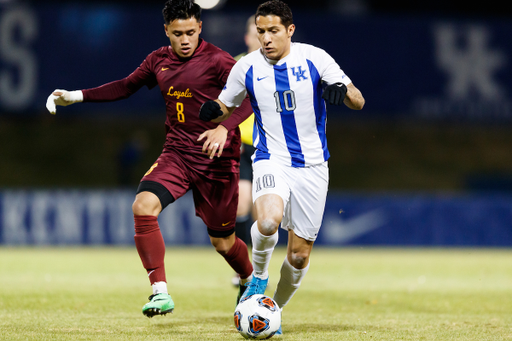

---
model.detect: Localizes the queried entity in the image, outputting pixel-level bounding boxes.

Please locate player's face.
[164,17,202,58]
[255,15,295,61]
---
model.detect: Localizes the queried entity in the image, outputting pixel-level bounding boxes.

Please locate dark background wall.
[1,0,512,192]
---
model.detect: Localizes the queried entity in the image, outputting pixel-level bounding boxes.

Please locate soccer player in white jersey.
[198,0,364,334]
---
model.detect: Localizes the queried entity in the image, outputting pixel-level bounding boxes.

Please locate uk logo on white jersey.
[220,43,351,167]
[291,66,308,82]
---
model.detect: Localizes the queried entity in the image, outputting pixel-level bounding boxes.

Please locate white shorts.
[252,160,329,241]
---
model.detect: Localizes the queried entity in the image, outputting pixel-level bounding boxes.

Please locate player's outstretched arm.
[46,89,83,114]
[344,83,365,110]
[321,82,364,110]
[211,100,236,123]
[199,99,235,122]
[322,83,347,106]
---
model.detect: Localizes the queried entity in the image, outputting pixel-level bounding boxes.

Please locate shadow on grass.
[149,315,230,329]
[148,316,375,337]
[284,323,376,334]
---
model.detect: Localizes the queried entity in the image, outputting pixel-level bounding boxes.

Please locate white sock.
[251,221,279,279]
[273,257,309,309]
[240,274,252,285]
[152,281,168,295]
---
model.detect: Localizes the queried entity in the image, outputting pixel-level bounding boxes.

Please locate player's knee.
[132,196,160,216]
[132,200,147,215]
[258,218,280,236]
[211,238,231,256]
[289,251,309,269]
[214,245,230,256]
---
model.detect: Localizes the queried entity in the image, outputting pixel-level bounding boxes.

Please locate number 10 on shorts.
[255,174,275,192]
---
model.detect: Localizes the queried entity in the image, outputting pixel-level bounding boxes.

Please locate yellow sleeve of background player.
[232,52,254,145]
[239,113,254,146]
[233,53,246,61]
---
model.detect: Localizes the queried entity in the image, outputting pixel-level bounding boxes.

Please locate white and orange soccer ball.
[234,294,281,339]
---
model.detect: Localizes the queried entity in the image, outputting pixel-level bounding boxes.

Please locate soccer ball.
[234,294,281,339]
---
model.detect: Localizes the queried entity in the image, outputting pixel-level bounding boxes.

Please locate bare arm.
[344,83,365,110]
[211,99,236,122]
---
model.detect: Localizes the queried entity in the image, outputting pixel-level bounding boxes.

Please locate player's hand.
[46,89,83,114]
[199,100,223,121]
[197,125,228,159]
[322,83,347,106]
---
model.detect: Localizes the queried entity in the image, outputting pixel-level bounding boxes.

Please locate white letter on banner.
[158,198,185,244]
[0,6,38,110]
[54,191,83,244]
[182,192,210,245]
[31,192,53,245]
[2,191,28,244]
[106,191,134,244]
[435,24,505,100]
[84,192,106,244]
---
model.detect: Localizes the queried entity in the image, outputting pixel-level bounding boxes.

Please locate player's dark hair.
[255,0,293,28]
[162,0,201,25]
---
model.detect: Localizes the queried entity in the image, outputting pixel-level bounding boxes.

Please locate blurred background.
[0,0,511,246]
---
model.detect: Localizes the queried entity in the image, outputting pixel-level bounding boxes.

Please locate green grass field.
[1,247,511,340]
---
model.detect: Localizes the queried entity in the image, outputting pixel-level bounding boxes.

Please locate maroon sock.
[134,215,166,284]
[222,237,253,280]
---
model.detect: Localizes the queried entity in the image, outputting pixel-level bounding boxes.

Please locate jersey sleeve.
[82,52,158,102]
[213,53,253,131]
[311,46,352,86]
[219,95,253,132]
[215,50,237,86]
[218,58,248,108]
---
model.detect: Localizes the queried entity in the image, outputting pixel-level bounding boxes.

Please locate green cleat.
[142,293,175,318]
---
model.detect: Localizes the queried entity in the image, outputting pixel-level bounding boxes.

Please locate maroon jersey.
[82,39,252,171]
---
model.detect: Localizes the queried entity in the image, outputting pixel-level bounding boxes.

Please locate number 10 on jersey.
[274,90,296,113]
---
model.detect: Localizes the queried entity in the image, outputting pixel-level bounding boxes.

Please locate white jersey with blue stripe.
[219,42,352,167]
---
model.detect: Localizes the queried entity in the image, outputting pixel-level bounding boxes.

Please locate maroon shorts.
[141,148,239,236]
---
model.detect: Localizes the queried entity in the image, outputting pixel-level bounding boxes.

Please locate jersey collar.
[168,38,205,62]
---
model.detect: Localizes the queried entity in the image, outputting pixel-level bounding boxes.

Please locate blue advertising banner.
[1,190,511,246]
[1,3,512,120]
[322,193,512,246]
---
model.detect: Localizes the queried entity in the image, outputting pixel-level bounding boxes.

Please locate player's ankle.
[152,281,168,294]
[253,272,269,280]
[240,274,253,285]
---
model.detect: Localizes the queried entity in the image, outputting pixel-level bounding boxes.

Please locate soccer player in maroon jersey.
[46,0,253,318]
